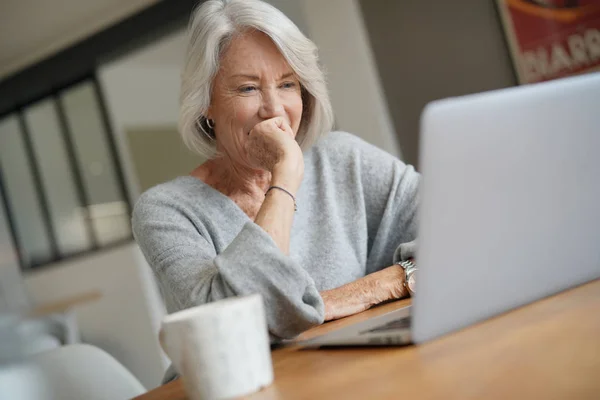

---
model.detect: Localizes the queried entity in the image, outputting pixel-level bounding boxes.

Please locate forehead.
[219,30,291,75]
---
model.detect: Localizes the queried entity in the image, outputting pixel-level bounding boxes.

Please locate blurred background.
[0,0,522,391]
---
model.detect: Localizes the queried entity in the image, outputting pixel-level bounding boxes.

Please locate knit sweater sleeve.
[132,189,324,340]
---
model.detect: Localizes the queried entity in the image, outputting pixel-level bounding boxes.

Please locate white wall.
[100,65,183,203]
[99,28,188,203]
[298,0,402,158]
[23,243,166,390]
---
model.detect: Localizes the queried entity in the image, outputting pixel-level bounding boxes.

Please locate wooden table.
[136,280,600,400]
[28,290,102,317]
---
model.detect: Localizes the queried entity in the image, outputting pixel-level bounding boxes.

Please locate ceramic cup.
[159,294,273,400]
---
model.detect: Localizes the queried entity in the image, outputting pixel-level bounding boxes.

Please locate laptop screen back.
[413,73,600,343]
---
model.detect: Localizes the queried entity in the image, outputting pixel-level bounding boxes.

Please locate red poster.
[497,0,600,83]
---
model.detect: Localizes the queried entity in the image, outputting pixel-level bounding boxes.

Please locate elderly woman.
[133,0,419,345]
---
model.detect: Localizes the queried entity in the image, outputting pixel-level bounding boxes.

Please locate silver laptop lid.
[413,73,600,343]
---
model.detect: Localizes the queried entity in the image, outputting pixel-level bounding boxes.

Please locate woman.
[133,0,419,342]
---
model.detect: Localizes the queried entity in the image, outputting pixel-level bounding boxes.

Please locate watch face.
[407,273,417,294]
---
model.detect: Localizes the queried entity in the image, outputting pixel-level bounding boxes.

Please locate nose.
[258,89,285,120]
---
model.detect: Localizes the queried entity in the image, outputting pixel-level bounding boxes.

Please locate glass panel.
[60,82,132,245]
[0,184,31,311]
[0,115,53,266]
[24,100,92,256]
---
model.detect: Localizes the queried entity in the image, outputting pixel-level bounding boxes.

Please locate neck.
[204,156,272,201]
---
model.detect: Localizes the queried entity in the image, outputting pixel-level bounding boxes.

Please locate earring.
[197,117,215,139]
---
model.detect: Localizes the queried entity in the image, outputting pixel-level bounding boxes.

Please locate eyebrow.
[229,72,296,80]
[279,72,295,80]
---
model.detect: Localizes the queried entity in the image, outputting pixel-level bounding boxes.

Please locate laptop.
[300,73,600,348]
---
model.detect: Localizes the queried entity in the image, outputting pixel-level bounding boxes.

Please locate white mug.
[159,294,273,400]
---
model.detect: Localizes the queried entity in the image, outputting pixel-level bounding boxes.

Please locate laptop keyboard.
[362,316,411,334]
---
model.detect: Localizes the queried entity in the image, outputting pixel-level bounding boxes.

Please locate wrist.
[373,265,408,302]
[271,164,303,194]
[365,267,397,305]
[321,278,379,321]
[397,259,417,296]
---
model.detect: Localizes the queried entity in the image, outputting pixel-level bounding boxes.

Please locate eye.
[280,81,297,89]
[239,85,257,93]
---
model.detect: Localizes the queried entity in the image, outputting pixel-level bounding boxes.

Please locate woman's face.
[208,30,303,168]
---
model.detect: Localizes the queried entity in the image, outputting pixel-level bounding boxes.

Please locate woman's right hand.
[375,265,411,301]
[320,265,410,321]
[245,117,304,191]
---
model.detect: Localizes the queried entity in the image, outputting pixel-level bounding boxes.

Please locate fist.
[245,117,304,178]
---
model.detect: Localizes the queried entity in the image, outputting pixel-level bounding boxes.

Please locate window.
[0,115,54,267]
[60,82,131,246]
[0,77,131,270]
[25,98,93,256]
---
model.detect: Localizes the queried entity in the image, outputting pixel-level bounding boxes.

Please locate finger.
[249,120,268,136]
[249,118,278,136]
[271,116,286,130]
[281,121,294,136]
[271,117,294,137]
[269,119,289,137]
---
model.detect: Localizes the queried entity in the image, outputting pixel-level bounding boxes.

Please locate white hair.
[179,0,334,159]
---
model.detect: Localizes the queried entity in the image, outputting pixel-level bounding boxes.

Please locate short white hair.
[179,0,334,159]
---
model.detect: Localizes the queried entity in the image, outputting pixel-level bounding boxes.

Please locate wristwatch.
[397,259,417,296]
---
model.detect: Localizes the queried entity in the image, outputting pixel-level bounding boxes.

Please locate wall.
[99,27,190,203]
[359,0,518,166]
[126,126,200,193]
[297,0,402,158]
[100,64,187,203]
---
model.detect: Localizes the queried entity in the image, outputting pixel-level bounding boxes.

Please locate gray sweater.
[132,131,419,341]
